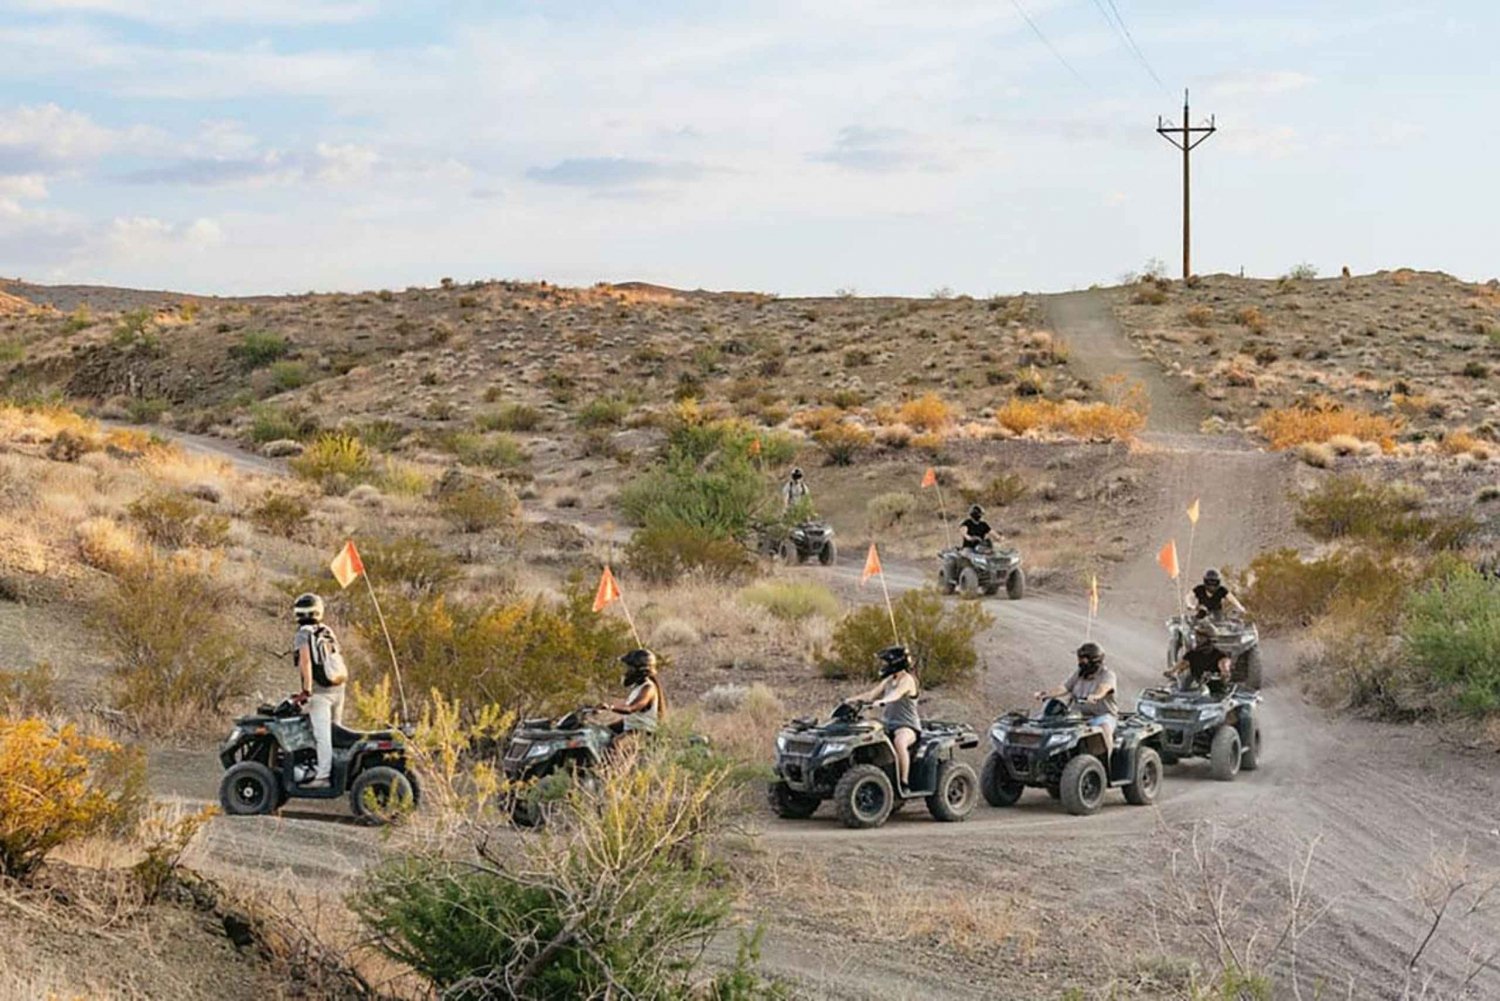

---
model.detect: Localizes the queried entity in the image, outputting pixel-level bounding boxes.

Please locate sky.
[0,0,1495,297]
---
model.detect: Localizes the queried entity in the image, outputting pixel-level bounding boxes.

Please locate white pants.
[308,685,346,781]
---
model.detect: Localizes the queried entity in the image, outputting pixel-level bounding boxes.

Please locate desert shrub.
[1294,475,1475,549]
[359,536,462,595]
[1284,262,1319,280]
[125,396,169,423]
[739,580,840,622]
[822,589,992,688]
[1233,306,1267,333]
[813,422,873,466]
[993,398,1144,441]
[90,556,253,724]
[290,432,371,492]
[626,523,756,585]
[0,663,58,715]
[0,718,145,880]
[249,491,312,536]
[439,481,520,534]
[76,517,142,573]
[435,430,527,469]
[1131,285,1167,305]
[1184,305,1214,327]
[0,340,23,363]
[230,330,289,368]
[46,427,97,462]
[576,396,631,429]
[867,491,919,531]
[477,403,543,432]
[1402,570,1500,715]
[620,449,764,539]
[898,393,955,432]
[133,803,216,903]
[127,491,230,549]
[268,360,311,391]
[960,472,1028,508]
[250,403,319,443]
[355,418,406,450]
[1238,547,1425,632]
[378,460,432,496]
[1440,430,1492,459]
[1257,397,1399,450]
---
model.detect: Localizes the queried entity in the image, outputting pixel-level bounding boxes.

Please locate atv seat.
[331,724,396,749]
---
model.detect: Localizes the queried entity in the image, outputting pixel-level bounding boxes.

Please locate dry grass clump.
[75,517,143,574]
[1184,304,1214,327]
[1297,442,1335,468]
[1440,429,1493,460]
[993,398,1145,441]
[812,422,874,466]
[867,490,919,530]
[738,579,841,622]
[1233,305,1267,333]
[1257,397,1400,450]
[897,393,956,432]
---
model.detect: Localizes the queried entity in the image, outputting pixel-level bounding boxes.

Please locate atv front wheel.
[1210,727,1242,781]
[1239,721,1262,772]
[1122,747,1162,806]
[219,761,280,817]
[958,567,981,598]
[778,539,800,564]
[833,764,895,829]
[937,569,956,595]
[980,753,1024,807]
[351,767,416,825]
[1006,568,1025,600]
[1059,755,1107,816]
[767,781,820,819]
[818,541,837,566]
[1234,647,1264,690]
[926,760,978,822]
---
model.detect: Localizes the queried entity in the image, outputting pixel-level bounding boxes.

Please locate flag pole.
[935,481,953,548]
[877,565,900,645]
[362,573,409,722]
[617,592,643,647]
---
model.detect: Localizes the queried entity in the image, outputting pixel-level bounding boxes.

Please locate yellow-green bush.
[626,523,756,585]
[290,432,371,492]
[0,717,145,879]
[813,422,874,466]
[438,481,520,534]
[1294,475,1476,549]
[821,590,991,688]
[127,491,230,549]
[739,580,840,622]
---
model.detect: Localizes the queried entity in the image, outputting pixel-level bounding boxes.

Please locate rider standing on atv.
[1170,623,1233,693]
[782,467,810,510]
[845,646,921,791]
[1033,643,1119,746]
[1190,568,1245,619]
[292,593,347,789]
[601,649,665,740]
[960,505,993,550]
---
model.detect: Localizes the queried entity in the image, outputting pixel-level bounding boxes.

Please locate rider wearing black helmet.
[782,467,810,509]
[1034,642,1119,746]
[845,646,921,791]
[1170,622,1232,693]
[602,649,665,737]
[1191,568,1245,619]
[960,505,993,550]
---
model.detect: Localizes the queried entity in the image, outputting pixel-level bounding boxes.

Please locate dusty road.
[152,293,1500,1000]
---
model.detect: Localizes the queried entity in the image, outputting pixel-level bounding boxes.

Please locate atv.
[937,543,1024,599]
[779,520,837,566]
[768,700,980,829]
[1136,681,1262,781]
[218,694,417,825]
[979,699,1164,816]
[500,705,617,827]
[1166,614,1263,689]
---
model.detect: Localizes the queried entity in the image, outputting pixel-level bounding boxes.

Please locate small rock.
[185,482,222,504]
[347,483,383,506]
[222,910,257,949]
[261,439,304,458]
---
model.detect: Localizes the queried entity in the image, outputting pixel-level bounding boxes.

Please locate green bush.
[739,580,840,622]
[476,403,543,432]
[250,404,319,443]
[125,397,169,424]
[1294,475,1475,549]
[619,452,766,540]
[268,360,310,391]
[127,491,230,549]
[626,524,756,585]
[230,331,289,368]
[290,433,371,492]
[248,491,311,536]
[821,589,991,687]
[575,396,631,429]
[439,481,520,534]
[358,536,462,595]
[355,418,407,450]
[434,431,527,469]
[1403,570,1500,715]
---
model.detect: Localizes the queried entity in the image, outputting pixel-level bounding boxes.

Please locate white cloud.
[10,0,378,27]
[0,174,48,201]
[0,103,156,167]
[1204,70,1317,99]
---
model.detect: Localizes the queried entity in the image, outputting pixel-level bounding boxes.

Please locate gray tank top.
[622,682,659,733]
[881,677,921,733]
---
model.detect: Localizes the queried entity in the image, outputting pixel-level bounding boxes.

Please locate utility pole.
[1156,89,1216,279]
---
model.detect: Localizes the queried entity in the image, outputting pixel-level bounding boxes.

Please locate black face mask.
[1077,660,1099,677]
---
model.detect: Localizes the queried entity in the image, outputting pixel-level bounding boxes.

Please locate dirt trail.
[143,315,1500,999]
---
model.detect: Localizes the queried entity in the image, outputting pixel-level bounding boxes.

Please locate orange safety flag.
[330,540,365,589]
[748,437,762,456]
[861,543,883,586]
[592,565,622,613]
[1187,498,1201,525]
[1089,575,1099,617]
[921,466,938,489]
[1157,540,1180,580]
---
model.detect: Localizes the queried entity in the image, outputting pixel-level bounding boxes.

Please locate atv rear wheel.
[1240,720,1262,772]
[980,753,1024,807]
[818,540,837,566]
[1234,647,1264,690]
[926,760,978,822]
[778,539,800,564]
[958,567,981,598]
[219,761,280,817]
[1006,568,1025,600]
[1123,747,1162,806]
[351,766,415,825]
[833,764,895,829]
[1210,727,1242,781]
[1059,755,1107,816]
[767,781,820,819]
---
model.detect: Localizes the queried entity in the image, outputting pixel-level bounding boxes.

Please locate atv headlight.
[525,742,556,759]
[819,742,848,756]
[1045,732,1073,747]
[989,723,1009,744]
[1137,703,1157,719]
[1198,708,1225,721]
[791,530,806,540]
[776,734,788,752]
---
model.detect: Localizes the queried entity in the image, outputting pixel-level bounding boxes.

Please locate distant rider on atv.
[1170,623,1233,694]
[960,505,993,550]
[845,646,921,792]
[600,649,666,743]
[1034,643,1119,748]
[1190,568,1245,620]
[782,467,811,510]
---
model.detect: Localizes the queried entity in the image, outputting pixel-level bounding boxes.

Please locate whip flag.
[1157,540,1180,580]
[328,539,406,721]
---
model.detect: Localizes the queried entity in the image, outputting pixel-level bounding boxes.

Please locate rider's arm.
[298,644,313,695]
[850,680,886,704]
[608,681,656,714]
[873,675,915,706]
[1225,592,1246,614]
[1033,676,1073,700]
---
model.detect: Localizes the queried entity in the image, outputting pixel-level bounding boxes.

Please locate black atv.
[768,701,980,828]
[758,520,837,565]
[500,705,618,827]
[937,543,1024,599]
[218,695,418,825]
[1136,681,1262,781]
[1166,614,1263,689]
[979,699,1164,816]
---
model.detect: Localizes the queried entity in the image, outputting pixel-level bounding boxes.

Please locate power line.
[1008,0,1089,88]
[1100,0,1167,91]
